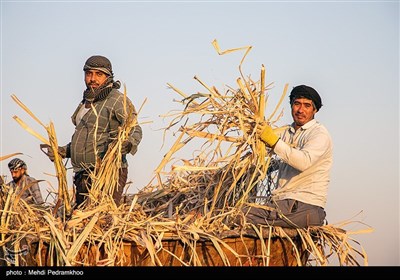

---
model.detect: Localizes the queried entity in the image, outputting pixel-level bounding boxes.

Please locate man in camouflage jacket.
[44,55,142,208]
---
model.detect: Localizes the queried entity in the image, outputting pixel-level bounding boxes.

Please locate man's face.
[291,97,317,127]
[84,69,109,90]
[10,168,24,183]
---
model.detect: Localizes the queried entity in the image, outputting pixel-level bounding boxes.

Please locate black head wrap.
[289,85,322,111]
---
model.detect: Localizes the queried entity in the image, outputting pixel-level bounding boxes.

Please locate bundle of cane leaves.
[138,40,287,228]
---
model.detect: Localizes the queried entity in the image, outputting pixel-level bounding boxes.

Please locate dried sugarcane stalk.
[11,95,72,217]
[257,64,268,175]
[0,153,23,162]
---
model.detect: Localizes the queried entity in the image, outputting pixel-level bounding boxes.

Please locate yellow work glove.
[257,123,279,147]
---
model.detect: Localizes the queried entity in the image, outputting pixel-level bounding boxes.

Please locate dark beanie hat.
[83,55,113,77]
[289,85,322,111]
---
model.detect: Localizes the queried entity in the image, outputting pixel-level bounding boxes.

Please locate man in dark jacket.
[43,55,142,208]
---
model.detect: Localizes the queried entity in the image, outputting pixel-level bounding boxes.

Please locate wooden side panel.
[22,236,308,266]
[123,237,309,266]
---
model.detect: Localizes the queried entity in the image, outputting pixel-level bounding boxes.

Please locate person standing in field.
[243,85,333,228]
[6,158,44,205]
[43,55,142,208]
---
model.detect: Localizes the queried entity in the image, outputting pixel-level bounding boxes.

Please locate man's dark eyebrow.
[294,100,312,104]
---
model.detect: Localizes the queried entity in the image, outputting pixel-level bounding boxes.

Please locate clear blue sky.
[1,0,398,266]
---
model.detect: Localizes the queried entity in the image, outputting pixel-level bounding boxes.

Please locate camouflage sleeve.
[124,96,142,155]
[113,92,143,156]
[31,183,44,205]
[27,177,44,205]
[129,124,143,156]
[130,124,142,146]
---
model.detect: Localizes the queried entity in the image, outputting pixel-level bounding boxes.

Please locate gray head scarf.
[82,55,121,103]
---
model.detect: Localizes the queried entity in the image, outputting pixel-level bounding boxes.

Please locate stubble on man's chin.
[13,176,22,183]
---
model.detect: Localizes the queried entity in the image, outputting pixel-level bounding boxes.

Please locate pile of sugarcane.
[0,40,372,266]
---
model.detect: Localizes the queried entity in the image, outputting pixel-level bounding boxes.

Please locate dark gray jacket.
[67,89,142,172]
